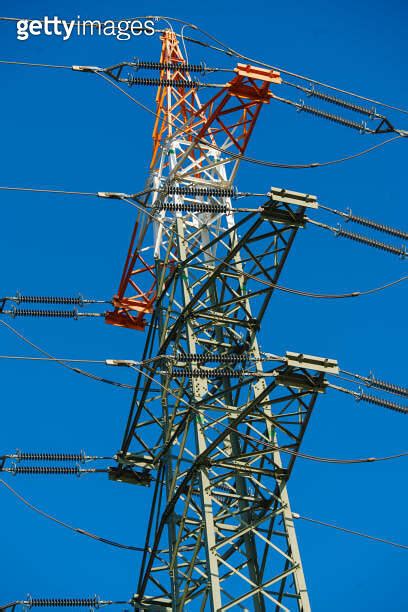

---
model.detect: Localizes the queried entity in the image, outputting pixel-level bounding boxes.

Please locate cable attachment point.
[72,65,103,73]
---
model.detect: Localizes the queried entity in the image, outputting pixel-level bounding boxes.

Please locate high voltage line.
[1,15,408,117]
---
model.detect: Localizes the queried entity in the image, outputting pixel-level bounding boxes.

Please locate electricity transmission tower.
[1,24,407,612]
[105,31,335,611]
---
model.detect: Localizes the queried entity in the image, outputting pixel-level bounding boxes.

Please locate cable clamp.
[72,65,102,72]
[97,192,130,199]
[105,359,137,367]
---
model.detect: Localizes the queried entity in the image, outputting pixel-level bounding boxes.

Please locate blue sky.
[0,0,407,610]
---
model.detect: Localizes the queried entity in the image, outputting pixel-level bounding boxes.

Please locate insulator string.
[158,202,229,213]
[367,375,408,398]
[344,213,408,240]
[26,598,101,608]
[319,205,408,241]
[284,81,381,117]
[15,452,86,463]
[356,391,408,414]
[297,102,372,132]
[164,185,237,197]
[128,76,211,88]
[335,226,407,257]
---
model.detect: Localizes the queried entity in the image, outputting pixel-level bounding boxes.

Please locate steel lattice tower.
[106,31,332,611]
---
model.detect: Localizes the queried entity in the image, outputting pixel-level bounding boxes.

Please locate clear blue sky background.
[0,0,407,610]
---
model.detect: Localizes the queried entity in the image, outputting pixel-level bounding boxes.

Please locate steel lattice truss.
[118,201,327,611]
[109,31,329,612]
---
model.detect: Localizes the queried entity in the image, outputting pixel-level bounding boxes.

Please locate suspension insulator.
[9,465,82,475]
[172,367,249,378]
[14,295,84,306]
[27,598,100,608]
[367,376,408,398]
[344,212,408,241]
[357,391,408,414]
[128,76,202,88]
[306,87,379,118]
[158,202,229,214]
[9,307,79,319]
[298,102,371,132]
[15,451,86,463]
[335,226,407,258]
[176,353,251,363]
[164,185,237,198]
[133,60,206,73]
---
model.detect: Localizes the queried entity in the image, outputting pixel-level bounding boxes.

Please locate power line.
[165,17,408,116]
[127,359,408,463]
[0,320,135,389]
[0,59,72,69]
[0,185,98,196]
[0,478,143,550]
[0,355,107,363]
[1,182,406,299]
[1,14,408,117]
[1,19,406,606]
[1,54,404,169]
[293,512,408,550]
[95,69,406,169]
[124,196,408,300]
[0,180,408,298]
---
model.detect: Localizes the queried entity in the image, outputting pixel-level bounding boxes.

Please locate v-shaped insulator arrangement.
[321,207,408,241]
[309,204,407,258]
[76,56,408,136]
[329,367,408,414]
[292,83,381,118]
[339,370,408,400]
[280,80,402,134]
